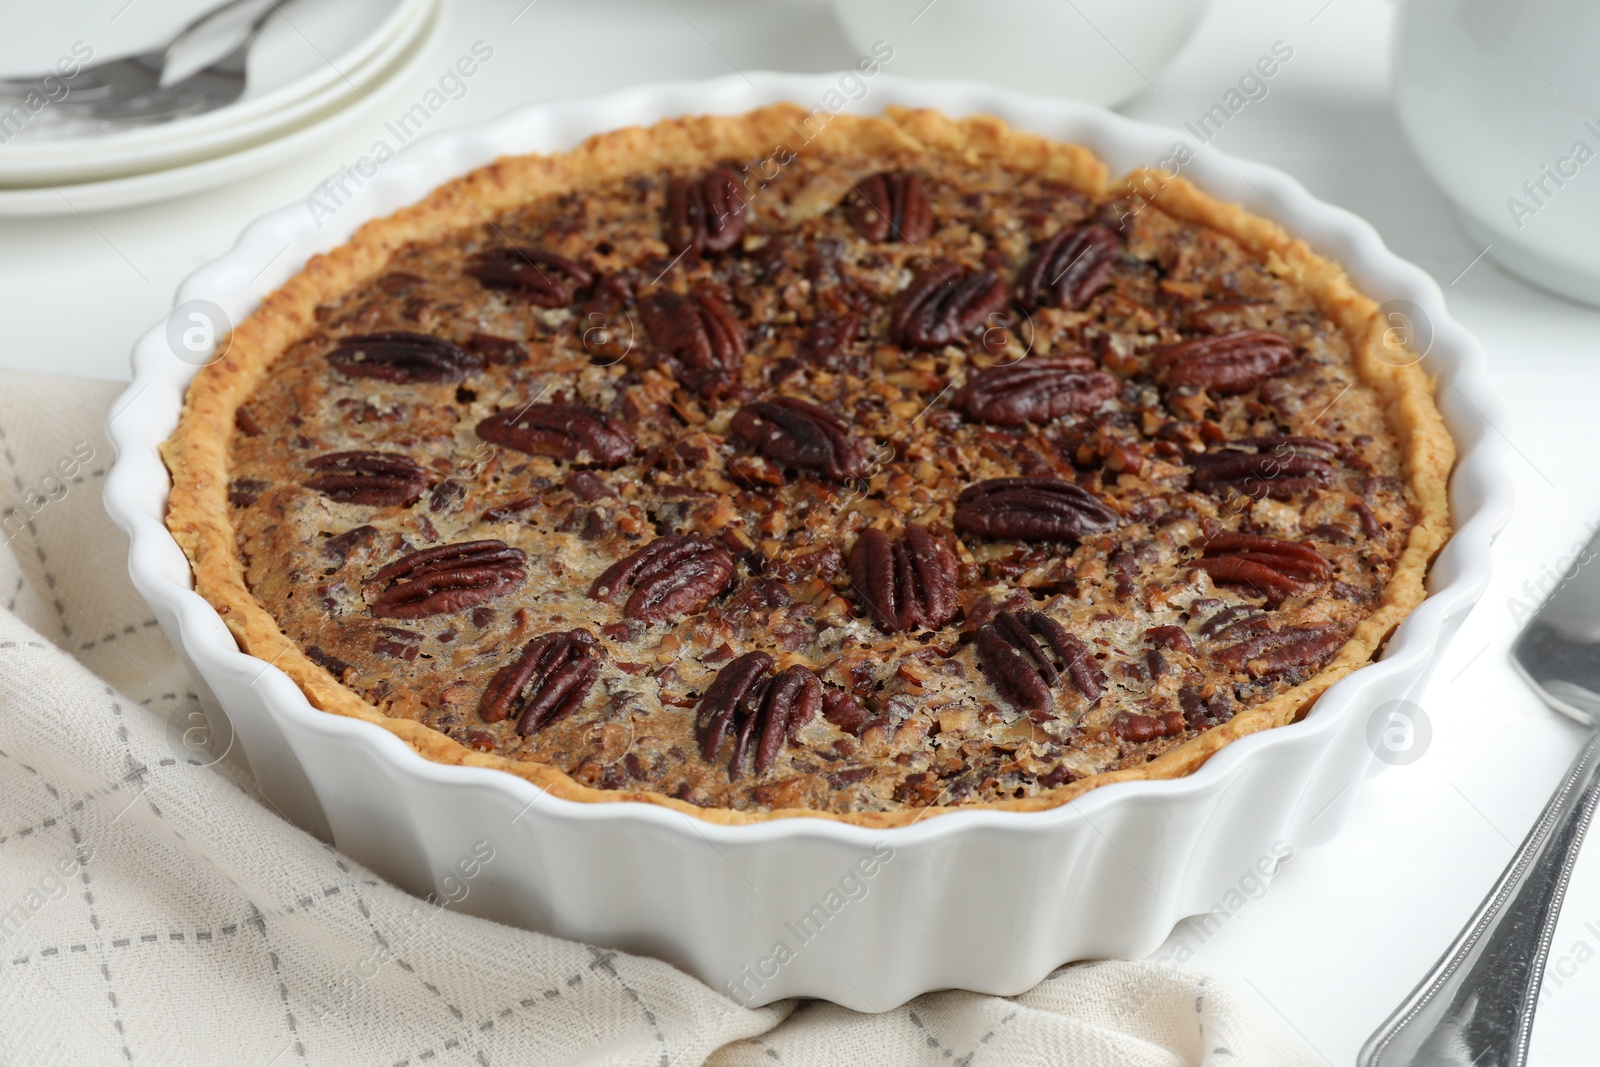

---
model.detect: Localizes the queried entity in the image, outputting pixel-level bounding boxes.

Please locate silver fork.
[1359,526,1600,1067]
[0,0,278,128]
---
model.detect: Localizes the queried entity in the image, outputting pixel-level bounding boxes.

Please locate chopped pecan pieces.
[465,247,594,307]
[428,479,465,513]
[974,609,1102,719]
[821,688,871,735]
[953,477,1119,542]
[478,629,600,735]
[663,165,748,256]
[464,332,527,365]
[958,355,1118,427]
[1179,685,1234,730]
[849,171,934,244]
[1144,625,1196,656]
[305,645,355,681]
[799,310,860,368]
[891,264,1008,350]
[303,451,429,507]
[373,626,421,661]
[367,540,527,619]
[1016,224,1120,310]
[694,652,821,779]
[228,478,268,508]
[730,397,869,482]
[479,497,540,524]
[322,525,377,562]
[326,331,484,384]
[1195,533,1332,608]
[475,403,635,468]
[589,535,736,621]
[1151,330,1297,394]
[847,525,959,633]
[641,289,747,396]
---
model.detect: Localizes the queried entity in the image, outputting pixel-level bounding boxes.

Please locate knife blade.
[1360,523,1600,1066]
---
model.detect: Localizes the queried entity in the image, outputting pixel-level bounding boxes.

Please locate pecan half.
[1113,711,1186,743]
[1016,224,1120,310]
[640,289,747,396]
[1189,442,1339,501]
[847,525,959,633]
[303,451,429,507]
[589,534,736,621]
[1195,533,1332,608]
[478,629,599,735]
[475,403,635,468]
[367,540,527,619]
[465,246,594,307]
[953,477,1119,542]
[958,355,1118,427]
[326,331,483,384]
[1214,624,1344,677]
[849,171,934,244]
[1197,602,1264,639]
[663,165,748,256]
[1234,434,1343,460]
[1151,330,1297,394]
[730,397,868,482]
[974,609,1102,719]
[891,264,1008,350]
[694,652,822,779]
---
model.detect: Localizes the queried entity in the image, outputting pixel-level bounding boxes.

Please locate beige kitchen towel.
[0,369,1324,1066]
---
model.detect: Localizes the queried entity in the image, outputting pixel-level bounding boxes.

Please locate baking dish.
[104,72,1510,1010]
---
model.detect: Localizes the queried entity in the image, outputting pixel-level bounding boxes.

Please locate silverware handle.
[1359,728,1600,1067]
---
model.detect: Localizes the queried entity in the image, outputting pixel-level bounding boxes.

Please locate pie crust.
[162,105,1454,826]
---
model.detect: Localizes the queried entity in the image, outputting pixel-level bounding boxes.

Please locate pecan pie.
[163,106,1453,826]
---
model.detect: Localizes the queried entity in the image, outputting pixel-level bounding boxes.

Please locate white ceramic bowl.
[829,0,1213,108]
[104,72,1510,1011]
[1393,0,1600,306]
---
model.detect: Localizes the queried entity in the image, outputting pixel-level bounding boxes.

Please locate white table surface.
[5,0,1600,1062]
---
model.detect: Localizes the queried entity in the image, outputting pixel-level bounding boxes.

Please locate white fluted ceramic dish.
[103,72,1511,1011]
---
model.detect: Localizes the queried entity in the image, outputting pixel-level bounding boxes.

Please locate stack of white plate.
[0,0,440,215]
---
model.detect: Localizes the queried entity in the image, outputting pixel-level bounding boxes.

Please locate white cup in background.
[1394,0,1600,305]
[829,0,1213,109]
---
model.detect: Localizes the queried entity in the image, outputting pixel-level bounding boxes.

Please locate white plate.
[103,73,1512,1010]
[0,0,429,187]
[0,0,439,216]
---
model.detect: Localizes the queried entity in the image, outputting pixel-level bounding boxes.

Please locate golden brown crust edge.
[161,105,1454,828]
